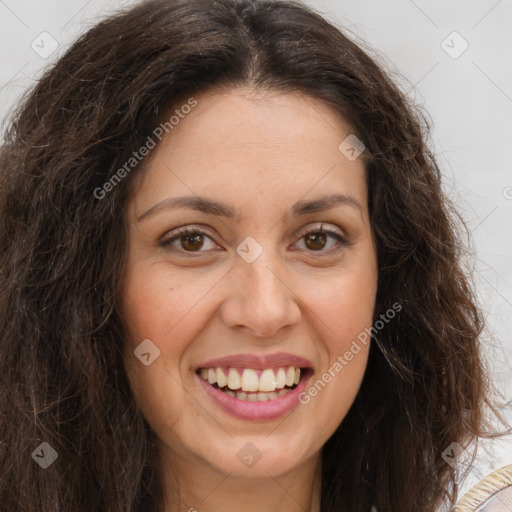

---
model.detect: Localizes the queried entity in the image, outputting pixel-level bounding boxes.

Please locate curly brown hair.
[0,0,508,510]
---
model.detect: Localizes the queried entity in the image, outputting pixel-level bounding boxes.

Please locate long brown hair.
[0,0,508,510]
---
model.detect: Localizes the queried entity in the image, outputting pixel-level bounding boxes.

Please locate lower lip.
[197,371,312,421]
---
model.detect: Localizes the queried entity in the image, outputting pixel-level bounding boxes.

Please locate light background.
[1,0,511,506]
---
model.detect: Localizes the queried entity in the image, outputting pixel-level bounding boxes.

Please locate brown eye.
[160,228,218,253]
[293,226,349,255]
[304,232,327,251]
[180,233,204,251]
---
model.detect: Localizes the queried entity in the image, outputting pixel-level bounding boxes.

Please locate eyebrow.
[136,193,363,222]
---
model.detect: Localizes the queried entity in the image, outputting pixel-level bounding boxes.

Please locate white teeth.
[223,388,291,401]
[285,367,295,387]
[199,365,305,395]
[275,368,286,389]
[241,369,259,392]
[259,369,277,392]
[216,368,227,388]
[227,368,241,390]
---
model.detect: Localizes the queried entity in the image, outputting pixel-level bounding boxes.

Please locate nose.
[219,255,302,338]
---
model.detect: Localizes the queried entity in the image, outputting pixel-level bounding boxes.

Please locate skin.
[120,86,378,512]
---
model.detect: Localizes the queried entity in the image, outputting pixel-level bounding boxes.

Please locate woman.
[0,0,508,510]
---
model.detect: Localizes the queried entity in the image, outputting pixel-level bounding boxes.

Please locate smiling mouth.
[197,366,308,402]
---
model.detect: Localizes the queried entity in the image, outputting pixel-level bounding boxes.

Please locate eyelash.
[159,225,350,256]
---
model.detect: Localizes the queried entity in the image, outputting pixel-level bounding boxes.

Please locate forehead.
[129,87,368,216]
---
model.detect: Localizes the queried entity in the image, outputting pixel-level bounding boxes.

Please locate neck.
[159,449,322,512]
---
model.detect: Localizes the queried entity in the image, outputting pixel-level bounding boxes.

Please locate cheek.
[119,260,216,351]
[120,264,212,430]
[303,264,377,346]
[299,275,373,439]
[295,256,376,430]
[125,361,183,434]
[120,299,195,435]
[310,275,373,389]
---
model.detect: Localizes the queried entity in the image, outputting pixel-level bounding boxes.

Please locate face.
[120,87,378,484]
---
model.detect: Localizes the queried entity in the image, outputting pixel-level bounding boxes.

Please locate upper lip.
[196,352,313,371]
